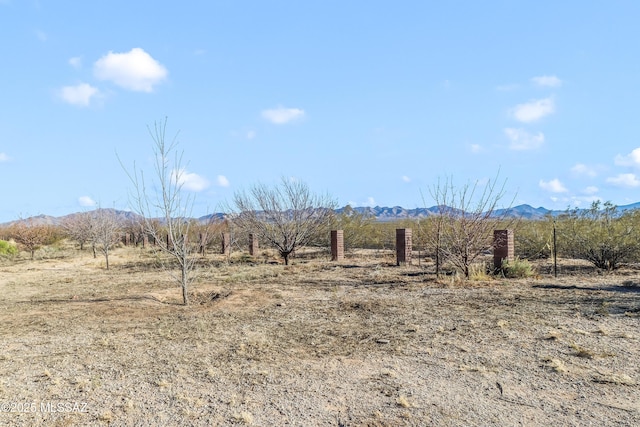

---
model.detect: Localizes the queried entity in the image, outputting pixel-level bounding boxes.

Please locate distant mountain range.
[3,202,640,227]
[342,202,640,221]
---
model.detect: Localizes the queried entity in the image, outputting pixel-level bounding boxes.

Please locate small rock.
[376,339,390,344]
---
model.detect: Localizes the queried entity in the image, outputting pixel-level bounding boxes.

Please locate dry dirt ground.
[0,246,639,426]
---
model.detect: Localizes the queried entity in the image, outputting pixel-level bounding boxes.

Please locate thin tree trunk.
[181,265,189,305]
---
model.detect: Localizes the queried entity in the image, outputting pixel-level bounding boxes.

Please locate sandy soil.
[0,247,638,426]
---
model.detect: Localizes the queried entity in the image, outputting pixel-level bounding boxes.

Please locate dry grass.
[0,246,639,425]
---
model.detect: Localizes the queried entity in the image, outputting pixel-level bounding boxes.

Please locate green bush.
[501,257,535,278]
[557,201,639,271]
[0,240,18,256]
[514,218,553,259]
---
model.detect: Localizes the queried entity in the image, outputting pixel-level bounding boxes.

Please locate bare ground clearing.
[0,247,639,426]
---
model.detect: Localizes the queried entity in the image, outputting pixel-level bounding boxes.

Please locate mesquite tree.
[558,201,638,271]
[232,178,336,265]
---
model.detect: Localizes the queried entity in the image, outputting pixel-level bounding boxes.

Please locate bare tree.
[61,212,94,251]
[231,178,336,265]
[418,185,451,278]
[120,118,197,305]
[8,219,55,260]
[90,209,123,270]
[429,174,515,278]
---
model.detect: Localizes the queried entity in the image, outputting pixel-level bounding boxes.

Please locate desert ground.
[0,245,638,426]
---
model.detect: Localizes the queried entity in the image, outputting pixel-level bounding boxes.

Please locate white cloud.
[571,163,598,177]
[511,97,555,123]
[539,178,568,193]
[614,147,640,167]
[171,169,210,192]
[78,196,97,207]
[571,195,602,206]
[35,29,47,41]
[246,131,256,140]
[216,175,230,187]
[504,128,545,150]
[470,144,482,153]
[496,83,519,91]
[0,153,10,162]
[583,186,599,195]
[69,56,82,68]
[59,83,100,107]
[347,197,376,207]
[401,176,411,183]
[261,106,305,124]
[531,75,562,87]
[94,48,168,92]
[606,173,640,188]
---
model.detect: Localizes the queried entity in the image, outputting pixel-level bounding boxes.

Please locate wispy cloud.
[614,147,640,167]
[571,163,598,177]
[496,83,519,91]
[69,56,82,68]
[401,176,411,183]
[583,186,599,195]
[470,144,482,153]
[262,106,305,124]
[531,75,562,87]
[570,195,602,206]
[78,196,97,207]
[511,97,555,123]
[94,48,168,92]
[246,131,256,140]
[0,153,10,162]
[348,197,376,207]
[59,83,100,107]
[606,173,640,188]
[216,175,230,187]
[504,128,544,150]
[35,29,47,41]
[539,178,568,193]
[171,169,210,192]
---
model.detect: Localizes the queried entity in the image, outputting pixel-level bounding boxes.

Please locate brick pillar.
[249,233,259,256]
[396,228,412,266]
[331,230,344,261]
[494,229,514,269]
[221,232,231,255]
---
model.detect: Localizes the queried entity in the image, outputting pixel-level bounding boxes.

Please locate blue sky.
[2,1,640,222]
